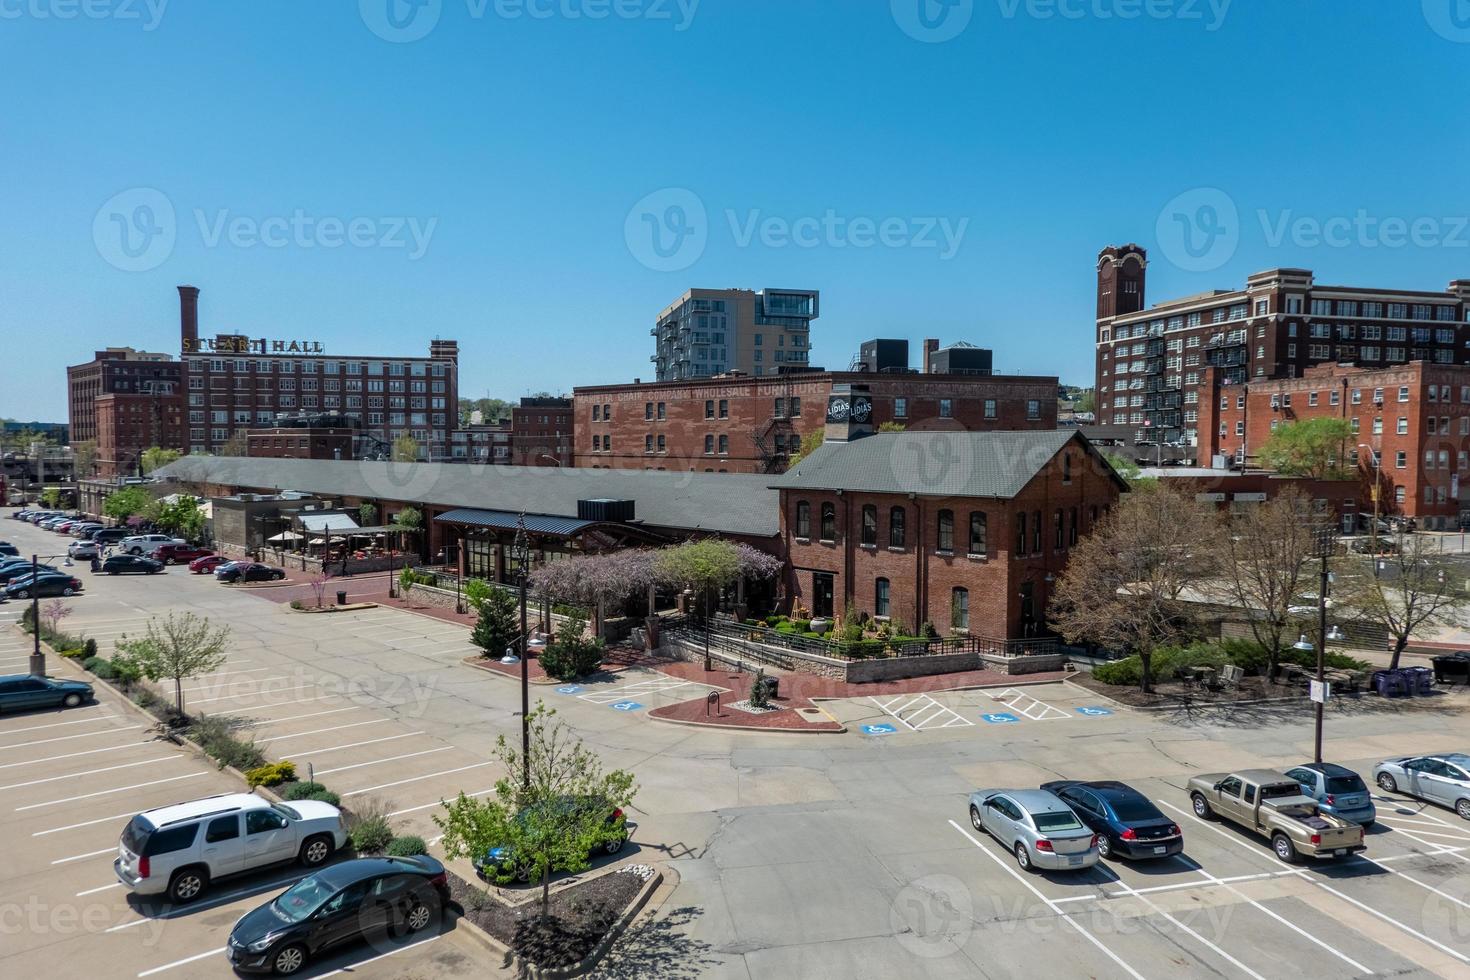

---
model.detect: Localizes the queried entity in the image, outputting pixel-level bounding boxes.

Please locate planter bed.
[1068,669,1307,707]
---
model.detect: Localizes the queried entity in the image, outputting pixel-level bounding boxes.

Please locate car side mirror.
[1212,780,1224,791]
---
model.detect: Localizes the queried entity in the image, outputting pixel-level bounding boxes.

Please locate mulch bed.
[1069,670,1308,707]
[448,868,643,970]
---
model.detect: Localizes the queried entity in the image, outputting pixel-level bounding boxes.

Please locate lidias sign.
[184,336,325,355]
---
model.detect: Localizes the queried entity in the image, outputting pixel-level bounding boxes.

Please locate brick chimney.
[824,383,874,443]
[923,339,939,374]
[178,285,200,351]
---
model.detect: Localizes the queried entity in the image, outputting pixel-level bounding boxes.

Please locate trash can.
[1372,669,1407,698]
[1432,654,1470,685]
[1403,665,1434,695]
[759,676,779,701]
[336,590,348,606]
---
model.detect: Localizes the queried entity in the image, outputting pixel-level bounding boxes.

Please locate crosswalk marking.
[987,688,1070,721]
[869,693,974,731]
[577,678,696,704]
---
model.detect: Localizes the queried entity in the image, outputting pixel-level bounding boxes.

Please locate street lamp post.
[1358,442,1380,559]
[512,514,531,790]
[27,552,72,676]
[1294,526,1336,765]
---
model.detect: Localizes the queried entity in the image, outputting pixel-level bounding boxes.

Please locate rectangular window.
[894,397,907,419]
[984,399,997,419]
[875,579,890,618]
[969,512,987,555]
[718,434,728,455]
[1016,512,1027,556]
[951,588,969,630]
[1026,399,1040,420]
[937,510,954,552]
[719,399,728,419]
[939,399,952,418]
[861,506,877,546]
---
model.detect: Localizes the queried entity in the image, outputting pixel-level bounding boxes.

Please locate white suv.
[119,534,184,555]
[115,793,347,903]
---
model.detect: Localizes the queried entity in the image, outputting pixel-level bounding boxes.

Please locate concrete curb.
[1061,677,1314,712]
[285,602,379,614]
[648,708,846,735]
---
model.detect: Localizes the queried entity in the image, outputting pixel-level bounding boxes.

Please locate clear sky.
[3,0,1469,422]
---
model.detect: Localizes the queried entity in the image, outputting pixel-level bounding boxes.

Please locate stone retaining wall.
[983,652,1069,675]
[666,633,1064,682]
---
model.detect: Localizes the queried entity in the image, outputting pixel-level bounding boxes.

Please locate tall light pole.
[512,514,531,790]
[27,552,71,676]
[1295,525,1336,765]
[1358,442,1380,558]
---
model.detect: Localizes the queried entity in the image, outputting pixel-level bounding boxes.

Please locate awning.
[298,513,359,532]
[434,509,595,538]
[267,531,302,543]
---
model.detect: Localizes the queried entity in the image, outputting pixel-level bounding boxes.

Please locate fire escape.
[750,378,798,474]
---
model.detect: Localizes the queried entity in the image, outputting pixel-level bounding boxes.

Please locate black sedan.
[102,554,163,576]
[0,561,56,584]
[1039,780,1183,860]
[226,856,449,975]
[0,674,95,712]
[4,572,84,599]
[217,562,286,584]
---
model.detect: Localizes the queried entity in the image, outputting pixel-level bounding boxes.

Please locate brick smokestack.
[923,338,939,374]
[178,285,200,351]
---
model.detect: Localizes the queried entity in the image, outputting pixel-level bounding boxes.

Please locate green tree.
[1074,389,1096,414]
[140,446,182,475]
[115,612,230,716]
[154,495,205,542]
[654,539,743,614]
[392,433,421,462]
[218,430,250,456]
[470,583,521,658]
[40,487,63,508]
[392,505,423,531]
[1257,417,1353,479]
[72,439,98,477]
[434,704,636,922]
[538,617,604,680]
[102,485,153,522]
[787,428,824,465]
[358,503,378,527]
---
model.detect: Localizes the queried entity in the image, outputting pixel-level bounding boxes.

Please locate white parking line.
[16,772,206,811]
[107,869,307,933]
[0,756,178,791]
[316,935,443,977]
[76,882,123,897]
[947,819,1145,980]
[36,809,139,837]
[987,688,1071,721]
[390,787,494,817]
[869,694,973,731]
[344,762,493,797]
[1101,869,1268,980]
[263,719,380,744]
[176,670,281,693]
[246,706,359,727]
[578,678,694,705]
[188,691,329,707]
[316,746,453,776]
[0,725,143,750]
[51,846,116,865]
[292,732,424,758]
[0,742,154,770]
[0,713,119,735]
[136,947,223,977]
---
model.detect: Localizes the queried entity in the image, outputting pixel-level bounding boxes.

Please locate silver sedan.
[968,788,1100,872]
[1373,754,1470,820]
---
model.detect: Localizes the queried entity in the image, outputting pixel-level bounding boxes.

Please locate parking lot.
[6,511,1470,978]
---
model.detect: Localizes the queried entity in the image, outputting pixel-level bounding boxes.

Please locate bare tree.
[1206,488,1320,681]
[1337,531,1461,669]
[1050,483,1219,692]
[116,612,231,716]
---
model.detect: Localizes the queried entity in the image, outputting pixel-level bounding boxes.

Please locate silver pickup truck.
[1188,768,1366,863]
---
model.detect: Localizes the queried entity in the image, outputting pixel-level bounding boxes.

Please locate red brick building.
[772,402,1125,639]
[1095,244,1470,448]
[574,371,1059,474]
[511,397,573,466]
[246,416,361,460]
[1196,360,1470,529]
[66,347,184,477]
[92,391,187,478]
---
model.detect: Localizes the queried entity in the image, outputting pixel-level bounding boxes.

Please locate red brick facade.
[511,398,573,466]
[779,436,1122,638]
[94,392,186,477]
[246,426,357,460]
[574,372,1059,474]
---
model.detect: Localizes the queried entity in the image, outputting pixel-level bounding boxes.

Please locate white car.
[118,533,184,555]
[115,793,347,903]
[67,540,100,559]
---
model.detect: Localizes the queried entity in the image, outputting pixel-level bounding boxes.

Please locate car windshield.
[1325,775,1365,794]
[120,815,153,854]
[1107,797,1163,822]
[1259,784,1303,801]
[272,803,301,821]
[1031,810,1083,832]
[271,876,337,924]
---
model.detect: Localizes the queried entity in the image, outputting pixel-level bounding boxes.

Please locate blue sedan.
[1040,780,1184,860]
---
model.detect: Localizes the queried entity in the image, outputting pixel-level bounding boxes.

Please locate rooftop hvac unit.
[577,498,635,522]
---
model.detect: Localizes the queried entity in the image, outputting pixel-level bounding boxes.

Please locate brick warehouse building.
[1094,244,1470,449]
[574,369,1059,474]
[1196,360,1470,529]
[511,397,574,466]
[772,396,1125,638]
[174,285,460,460]
[65,347,184,477]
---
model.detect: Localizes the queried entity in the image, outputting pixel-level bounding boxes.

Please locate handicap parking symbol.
[981,712,1020,725]
[1075,706,1113,717]
[556,685,583,695]
[610,701,643,712]
[862,723,898,736]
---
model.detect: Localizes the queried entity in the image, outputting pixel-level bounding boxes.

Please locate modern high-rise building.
[1095,244,1470,447]
[651,287,818,380]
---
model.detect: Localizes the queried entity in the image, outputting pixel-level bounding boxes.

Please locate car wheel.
[61,587,74,596]
[14,589,28,599]
[271,943,308,976]
[1191,793,1213,820]
[162,557,174,565]
[299,834,333,867]
[1376,773,1398,793]
[1014,842,1034,872]
[969,806,983,832]
[167,867,208,903]
[62,693,82,708]
[274,572,284,580]
[1097,835,1114,859]
[604,834,627,855]
[1456,798,1470,821]
[403,900,435,934]
[129,548,141,556]
[1272,834,1297,864]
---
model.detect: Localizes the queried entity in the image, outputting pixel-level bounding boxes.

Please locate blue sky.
[3,0,1469,421]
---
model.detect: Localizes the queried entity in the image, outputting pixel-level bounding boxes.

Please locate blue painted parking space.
[556,685,583,695]
[861,723,898,736]
[1075,706,1113,717]
[980,712,1020,724]
[610,700,644,712]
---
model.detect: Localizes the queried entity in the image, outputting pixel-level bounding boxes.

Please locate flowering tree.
[308,572,331,609]
[42,599,72,637]
[733,543,783,582]
[532,550,659,631]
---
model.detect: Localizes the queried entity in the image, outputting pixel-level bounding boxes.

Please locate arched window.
[889,506,906,548]
[820,502,836,541]
[861,505,878,546]
[936,509,954,552]
[952,587,970,630]
[795,501,811,538]
[875,577,891,618]
[969,511,987,555]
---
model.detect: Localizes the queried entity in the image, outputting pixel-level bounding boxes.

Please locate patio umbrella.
[267,531,302,543]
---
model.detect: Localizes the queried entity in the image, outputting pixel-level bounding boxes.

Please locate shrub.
[288,599,304,611]
[83,656,116,680]
[58,645,88,659]
[282,781,341,806]
[386,835,428,857]
[791,619,812,633]
[83,637,98,659]
[921,621,940,639]
[190,715,266,771]
[539,620,605,681]
[245,760,297,788]
[748,672,771,709]
[19,605,36,634]
[350,816,394,854]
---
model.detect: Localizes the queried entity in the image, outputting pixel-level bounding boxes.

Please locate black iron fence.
[677,618,1057,663]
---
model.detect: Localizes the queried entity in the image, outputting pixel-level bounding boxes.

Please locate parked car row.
[968,754,1470,873]
[0,556,83,598]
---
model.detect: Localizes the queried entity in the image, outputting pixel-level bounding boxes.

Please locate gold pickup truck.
[1188,768,1367,863]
